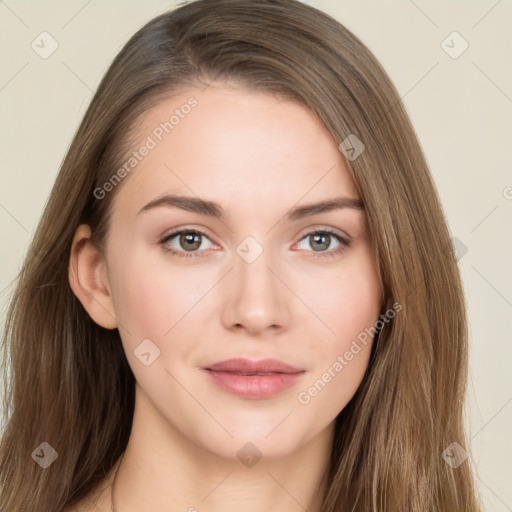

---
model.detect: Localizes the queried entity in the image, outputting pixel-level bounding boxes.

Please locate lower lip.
[203,369,305,399]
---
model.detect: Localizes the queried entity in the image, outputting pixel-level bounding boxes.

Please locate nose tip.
[222,255,289,335]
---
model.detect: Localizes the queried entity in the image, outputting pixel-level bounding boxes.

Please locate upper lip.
[204,358,304,374]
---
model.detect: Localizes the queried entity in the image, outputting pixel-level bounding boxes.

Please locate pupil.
[181,233,201,251]
[312,234,329,251]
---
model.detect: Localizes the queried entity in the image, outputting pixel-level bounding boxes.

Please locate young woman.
[0,0,482,511]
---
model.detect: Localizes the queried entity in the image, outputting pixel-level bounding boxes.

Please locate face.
[98,82,383,460]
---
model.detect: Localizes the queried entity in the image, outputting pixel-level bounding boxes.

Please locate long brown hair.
[0,0,482,510]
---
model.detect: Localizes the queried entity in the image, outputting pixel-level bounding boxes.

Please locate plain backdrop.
[1,1,511,510]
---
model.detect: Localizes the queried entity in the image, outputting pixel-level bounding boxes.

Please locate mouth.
[204,357,304,374]
[202,358,305,400]
[215,371,285,376]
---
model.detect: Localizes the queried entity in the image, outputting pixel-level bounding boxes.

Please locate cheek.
[309,251,382,344]
[108,246,214,344]
[107,251,207,394]
[300,253,382,404]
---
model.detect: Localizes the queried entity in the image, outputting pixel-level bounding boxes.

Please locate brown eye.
[177,232,202,251]
[160,229,214,258]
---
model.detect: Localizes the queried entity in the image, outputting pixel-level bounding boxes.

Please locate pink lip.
[205,357,304,374]
[203,358,305,400]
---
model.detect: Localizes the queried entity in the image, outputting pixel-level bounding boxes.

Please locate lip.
[205,357,304,374]
[203,358,305,400]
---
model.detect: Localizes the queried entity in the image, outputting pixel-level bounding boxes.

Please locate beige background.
[1,1,511,509]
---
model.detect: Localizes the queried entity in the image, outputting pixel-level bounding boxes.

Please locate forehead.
[109,83,361,222]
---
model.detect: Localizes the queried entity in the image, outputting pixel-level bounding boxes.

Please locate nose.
[220,246,290,336]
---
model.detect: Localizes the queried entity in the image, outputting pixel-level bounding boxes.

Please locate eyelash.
[158,227,351,259]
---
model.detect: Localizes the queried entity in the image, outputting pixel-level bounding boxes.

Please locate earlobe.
[68,224,118,330]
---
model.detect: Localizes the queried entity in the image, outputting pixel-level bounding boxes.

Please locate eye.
[159,228,215,258]
[295,228,350,258]
[159,227,351,259]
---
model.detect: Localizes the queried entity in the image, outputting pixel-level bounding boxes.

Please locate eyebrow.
[137,194,364,221]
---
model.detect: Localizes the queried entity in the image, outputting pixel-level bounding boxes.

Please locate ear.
[68,224,117,329]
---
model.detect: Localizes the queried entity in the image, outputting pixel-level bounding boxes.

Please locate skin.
[68,82,383,512]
